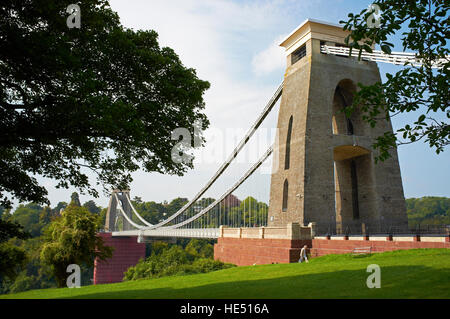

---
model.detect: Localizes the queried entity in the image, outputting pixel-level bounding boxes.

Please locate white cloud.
[103,0,290,203]
[252,34,287,75]
[31,0,312,207]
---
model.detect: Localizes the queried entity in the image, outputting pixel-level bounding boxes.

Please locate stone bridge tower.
[104,189,134,232]
[267,19,408,233]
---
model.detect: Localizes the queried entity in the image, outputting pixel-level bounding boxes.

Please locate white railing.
[112,228,220,239]
[321,45,448,69]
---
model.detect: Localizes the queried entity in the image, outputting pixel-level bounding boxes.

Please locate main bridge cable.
[113,192,145,230]
[137,83,283,230]
[122,145,272,235]
[168,145,273,229]
[125,193,153,227]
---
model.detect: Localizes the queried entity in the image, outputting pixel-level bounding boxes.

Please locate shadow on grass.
[60,265,450,299]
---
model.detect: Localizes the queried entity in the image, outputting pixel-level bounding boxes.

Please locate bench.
[351,246,372,256]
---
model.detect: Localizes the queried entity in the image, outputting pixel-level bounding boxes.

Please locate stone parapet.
[219,223,312,240]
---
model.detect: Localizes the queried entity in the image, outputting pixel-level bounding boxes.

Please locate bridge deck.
[112,228,220,239]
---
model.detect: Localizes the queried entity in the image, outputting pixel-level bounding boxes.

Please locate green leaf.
[380,45,392,54]
[363,45,373,53]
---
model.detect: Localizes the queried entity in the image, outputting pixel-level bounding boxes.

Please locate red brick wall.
[94,233,146,285]
[214,236,449,266]
[311,237,450,257]
[214,237,312,266]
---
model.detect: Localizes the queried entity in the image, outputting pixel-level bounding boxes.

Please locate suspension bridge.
[103,19,447,241]
[92,19,450,284]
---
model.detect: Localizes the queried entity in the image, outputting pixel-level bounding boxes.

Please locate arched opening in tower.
[282,179,289,212]
[285,115,293,170]
[332,79,364,136]
[333,145,372,233]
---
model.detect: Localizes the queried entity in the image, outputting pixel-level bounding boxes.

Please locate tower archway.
[333,145,373,233]
[332,79,367,136]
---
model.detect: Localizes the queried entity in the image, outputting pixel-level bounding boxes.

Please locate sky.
[34,0,450,209]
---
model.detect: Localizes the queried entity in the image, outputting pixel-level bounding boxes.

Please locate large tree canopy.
[340,0,449,161]
[0,0,210,207]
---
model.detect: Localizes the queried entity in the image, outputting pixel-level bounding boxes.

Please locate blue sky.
[34,0,449,208]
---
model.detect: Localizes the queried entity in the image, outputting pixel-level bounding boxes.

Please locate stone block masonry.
[268,19,408,232]
[94,232,146,285]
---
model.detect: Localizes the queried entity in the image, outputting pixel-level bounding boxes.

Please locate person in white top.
[298,245,309,263]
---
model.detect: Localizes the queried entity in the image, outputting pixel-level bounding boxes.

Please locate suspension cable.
[113,193,145,229]
[141,83,283,230]
[124,193,153,226]
[168,145,273,229]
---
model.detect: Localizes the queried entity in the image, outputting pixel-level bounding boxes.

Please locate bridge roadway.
[112,227,220,239]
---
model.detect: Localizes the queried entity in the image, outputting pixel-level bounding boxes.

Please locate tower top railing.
[321,45,448,69]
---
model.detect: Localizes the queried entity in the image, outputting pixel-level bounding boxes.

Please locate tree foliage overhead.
[0,0,210,208]
[340,0,449,161]
[0,219,30,245]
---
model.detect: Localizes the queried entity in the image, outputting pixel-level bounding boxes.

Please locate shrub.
[123,240,235,281]
[191,258,235,273]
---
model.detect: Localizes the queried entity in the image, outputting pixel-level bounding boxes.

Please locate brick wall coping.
[219,223,312,240]
[314,235,449,242]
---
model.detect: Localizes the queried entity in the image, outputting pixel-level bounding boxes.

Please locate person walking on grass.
[298,245,309,263]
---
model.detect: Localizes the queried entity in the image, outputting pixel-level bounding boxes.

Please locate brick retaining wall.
[94,233,146,285]
[311,236,450,257]
[214,237,312,266]
[214,235,449,265]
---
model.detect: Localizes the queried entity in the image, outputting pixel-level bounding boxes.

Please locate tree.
[9,203,43,237]
[0,219,30,281]
[52,202,67,217]
[0,0,210,208]
[166,198,189,216]
[184,238,214,259]
[340,0,449,161]
[132,200,167,224]
[0,219,30,244]
[40,203,113,287]
[83,200,101,215]
[39,206,53,225]
[70,192,81,207]
[99,207,107,226]
[2,237,56,294]
[406,196,450,226]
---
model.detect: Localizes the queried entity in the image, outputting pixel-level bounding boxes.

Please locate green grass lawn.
[1,249,449,299]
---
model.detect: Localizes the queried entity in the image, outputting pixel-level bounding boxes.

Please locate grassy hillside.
[1,249,449,299]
